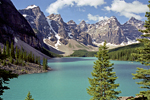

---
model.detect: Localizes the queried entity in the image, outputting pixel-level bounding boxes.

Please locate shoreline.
[0,62,52,75]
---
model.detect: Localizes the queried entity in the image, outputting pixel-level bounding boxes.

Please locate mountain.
[88,16,126,44]
[87,16,144,45]
[0,0,40,48]
[19,5,51,48]
[18,5,145,55]
[0,0,50,58]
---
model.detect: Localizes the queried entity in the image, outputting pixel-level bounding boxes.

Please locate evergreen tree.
[25,91,34,100]
[0,69,18,100]
[87,41,121,100]
[132,1,150,99]
[38,57,41,66]
[43,58,48,70]
[15,46,19,59]
[23,51,26,61]
[32,54,35,63]
[10,42,15,58]
[6,41,10,56]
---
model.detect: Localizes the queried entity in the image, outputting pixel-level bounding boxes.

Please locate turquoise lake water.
[1,57,147,100]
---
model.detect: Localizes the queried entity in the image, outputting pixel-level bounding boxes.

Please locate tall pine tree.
[43,58,48,70]
[6,41,10,56]
[132,1,150,99]
[10,42,15,58]
[15,46,19,59]
[87,41,121,100]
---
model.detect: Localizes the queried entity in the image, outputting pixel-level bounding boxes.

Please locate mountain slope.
[19,5,51,48]
[18,5,145,55]
[0,0,52,59]
[0,0,40,48]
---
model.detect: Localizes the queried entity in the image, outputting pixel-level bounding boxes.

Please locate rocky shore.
[0,62,52,75]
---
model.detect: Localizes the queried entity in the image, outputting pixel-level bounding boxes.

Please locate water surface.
[2,57,146,100]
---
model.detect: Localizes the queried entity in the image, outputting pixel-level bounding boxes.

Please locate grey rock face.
[47,14,93,45]
[0,0,40,48]
[19,5,144,46]
[87,16,144,44]
[19,6,51,47]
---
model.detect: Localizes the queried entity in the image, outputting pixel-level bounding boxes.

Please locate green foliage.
[68,43,144,60]
[0,69,18,100]
[2,61,6,66]
[25,91,34,100]
[10,42,15,58]
[132,1,150,99]
[87,41,121,100]
[15,46,19,59]
[108,43,143,61]
[38,57,41,66]
[9,57,13,63]
[6,41,10,56]
[69,50,97,57]
[43,58,48,70]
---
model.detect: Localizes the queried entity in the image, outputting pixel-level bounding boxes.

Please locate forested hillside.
[69,43,144,61]
[108,43,144,61]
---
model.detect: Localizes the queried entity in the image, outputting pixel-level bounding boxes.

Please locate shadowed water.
[1,57,146,100]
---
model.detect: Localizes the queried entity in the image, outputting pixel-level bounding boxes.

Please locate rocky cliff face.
[19,5,50,48]
[18,5,144,48]
[46,14,93,45]
[87,16,127,44]
[0,0,40,48]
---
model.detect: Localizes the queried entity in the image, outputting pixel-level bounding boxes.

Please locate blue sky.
[11,0,149,24]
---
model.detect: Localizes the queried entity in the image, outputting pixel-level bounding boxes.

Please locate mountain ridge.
[18,5,145,55]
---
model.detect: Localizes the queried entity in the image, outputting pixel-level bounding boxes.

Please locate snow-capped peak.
[25,5,38,10]
[110,16,116,19]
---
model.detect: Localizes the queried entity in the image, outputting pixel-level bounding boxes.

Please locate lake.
[1,57,147,100]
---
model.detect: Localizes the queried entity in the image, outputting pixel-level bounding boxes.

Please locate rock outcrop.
[0,0,40,48]
[19,5,50,48]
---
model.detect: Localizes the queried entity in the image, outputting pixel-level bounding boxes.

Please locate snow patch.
[93,41,118,47]
[120,37,139,46]
[47,18,61,50]
[14,37,18,43]
[55,34,61,49]
[96,25,99,28]
[23,14,28,17]
[48,37,51,40]
[30,21,34,24]
[138,23,141,26]
[44,26,47,29]
[26,5,38,9]
[93,37,139,47]
[115,26,119,30]
[68,33,73,38]
[47,19,57,35]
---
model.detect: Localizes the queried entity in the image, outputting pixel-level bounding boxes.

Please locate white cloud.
[87,13,109,22]
[79,8,86,12]
[46,0,106,14]
[105,0,148,20]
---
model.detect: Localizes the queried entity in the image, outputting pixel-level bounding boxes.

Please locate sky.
[11,0,149,24]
